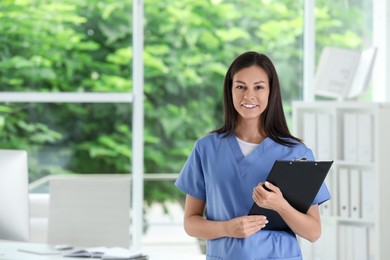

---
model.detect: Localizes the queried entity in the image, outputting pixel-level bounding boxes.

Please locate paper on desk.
[64,247,147,259]
[101,247,147,260]
[64,247,108,258]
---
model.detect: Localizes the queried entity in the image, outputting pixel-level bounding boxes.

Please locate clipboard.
[248,160,333,230]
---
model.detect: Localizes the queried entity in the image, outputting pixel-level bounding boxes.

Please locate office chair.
[47,175,131,248]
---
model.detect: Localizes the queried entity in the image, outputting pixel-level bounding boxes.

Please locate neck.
[235,120,266,144]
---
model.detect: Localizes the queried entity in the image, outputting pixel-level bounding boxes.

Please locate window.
[0,0,133,181]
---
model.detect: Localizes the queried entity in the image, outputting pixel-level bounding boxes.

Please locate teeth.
[242,104,257,108]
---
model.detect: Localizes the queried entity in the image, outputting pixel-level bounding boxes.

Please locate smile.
[241,104,258,108]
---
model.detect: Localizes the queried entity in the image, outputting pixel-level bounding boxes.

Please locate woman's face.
[232,65,270,123]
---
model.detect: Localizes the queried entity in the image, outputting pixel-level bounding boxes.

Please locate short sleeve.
[312,181,331,205]
[301,148,315,160]
[175,140,206,201]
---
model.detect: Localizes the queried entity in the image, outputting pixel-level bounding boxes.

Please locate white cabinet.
[292,101,390,260]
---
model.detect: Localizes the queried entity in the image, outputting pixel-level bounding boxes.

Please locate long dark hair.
[212,51,301,146]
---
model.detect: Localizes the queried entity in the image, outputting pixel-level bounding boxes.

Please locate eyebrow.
[234,80,267,85]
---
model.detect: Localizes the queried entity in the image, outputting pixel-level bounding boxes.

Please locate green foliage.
[0,0,365,205]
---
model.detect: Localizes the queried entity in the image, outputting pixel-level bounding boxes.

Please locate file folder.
[349,169,361,218]
[343,113,358,161]
[338,168,350,218]
[316,113,332,160]
[248,160,333,230]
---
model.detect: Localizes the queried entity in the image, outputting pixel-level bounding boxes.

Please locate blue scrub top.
[175,133,331,260]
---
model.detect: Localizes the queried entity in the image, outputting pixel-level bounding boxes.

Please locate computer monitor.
[0,149,30,241]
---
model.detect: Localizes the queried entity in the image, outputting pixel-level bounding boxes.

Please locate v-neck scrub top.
[175,133,331,260]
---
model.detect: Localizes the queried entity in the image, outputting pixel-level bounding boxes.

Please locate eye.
[254,85,264,90]
[235,85,244,90]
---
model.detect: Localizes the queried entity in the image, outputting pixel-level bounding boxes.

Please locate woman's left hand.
[252,181,287,211]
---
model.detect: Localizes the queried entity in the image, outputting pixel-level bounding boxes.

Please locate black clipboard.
[248,160,333,230]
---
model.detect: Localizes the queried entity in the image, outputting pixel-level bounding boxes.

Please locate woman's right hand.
[225,215,268,238]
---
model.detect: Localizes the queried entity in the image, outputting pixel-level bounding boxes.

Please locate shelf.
[293,101,390,260]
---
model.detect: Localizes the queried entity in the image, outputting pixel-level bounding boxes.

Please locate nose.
[244,89,255,100]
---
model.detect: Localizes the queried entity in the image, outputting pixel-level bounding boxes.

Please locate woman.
[175,51,330,259]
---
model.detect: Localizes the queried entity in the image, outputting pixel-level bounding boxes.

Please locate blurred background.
[0,0,374,253]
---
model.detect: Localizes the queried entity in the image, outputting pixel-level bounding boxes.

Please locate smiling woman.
[174,51,330,259]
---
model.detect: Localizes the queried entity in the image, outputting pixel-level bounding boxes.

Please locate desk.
[0,241,206,260]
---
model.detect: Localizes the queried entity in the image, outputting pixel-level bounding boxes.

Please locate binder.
[338,168,350,217]
[361,170,376,221]
[316,113,332,160]
[353,226,369,260]
[345,225,355,260]
[321,169,334,216]
[303,112,317,158]
[313,47,377,99]
[338,225,347,260]
[357,113,373,162]
[313,220,337,260]
[338,225,369,260]
[248,160,333,230]
[349,169,361,219]
[343,113,358,161]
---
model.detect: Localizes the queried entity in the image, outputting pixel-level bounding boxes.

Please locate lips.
[241,104,258,108]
